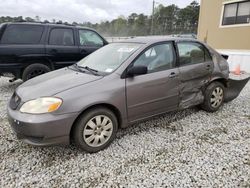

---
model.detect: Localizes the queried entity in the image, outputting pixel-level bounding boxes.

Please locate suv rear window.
[1,25,44,44]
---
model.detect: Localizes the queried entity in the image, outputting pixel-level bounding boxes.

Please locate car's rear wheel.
[22,63,51,81]
[201,82,225,112]
[72,107,118,153]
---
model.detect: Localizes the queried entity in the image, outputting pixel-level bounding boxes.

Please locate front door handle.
[169,72,177,78]
[80,49,88,54]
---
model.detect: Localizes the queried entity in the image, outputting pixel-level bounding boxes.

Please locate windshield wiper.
[70,64,86,73]
[78,66,99,76]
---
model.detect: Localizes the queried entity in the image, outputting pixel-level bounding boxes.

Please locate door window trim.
[175,41,212,67]
[121,41,177,78]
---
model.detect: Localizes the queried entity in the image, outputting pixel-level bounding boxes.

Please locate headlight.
[20,97,62,114]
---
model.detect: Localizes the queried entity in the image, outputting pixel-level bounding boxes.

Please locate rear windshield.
[1,25,44,44]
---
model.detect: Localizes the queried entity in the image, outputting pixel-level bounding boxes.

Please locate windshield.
[77,43,142,73]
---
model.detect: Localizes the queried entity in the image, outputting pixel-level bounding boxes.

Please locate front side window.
[49,28,74,46]
[77,43,141,73]
[177,42,211,66]
[133,43,175,73]
[1,25,44,44]
[222,1,250,25]
[79,30,104,46]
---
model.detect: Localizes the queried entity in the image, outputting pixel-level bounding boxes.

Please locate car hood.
[16,68,103,101]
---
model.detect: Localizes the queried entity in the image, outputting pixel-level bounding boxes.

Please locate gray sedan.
[7,37,248,153]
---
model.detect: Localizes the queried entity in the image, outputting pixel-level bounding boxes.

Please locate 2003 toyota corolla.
[7,37,249,153]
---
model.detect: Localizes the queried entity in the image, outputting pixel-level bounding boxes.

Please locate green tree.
[177,1,200,33]
[0,1,200,36]
[25,17,35,22]
[154,4,180,35]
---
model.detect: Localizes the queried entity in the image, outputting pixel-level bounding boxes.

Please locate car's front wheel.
[201,82,225,112]
[72,107,118,153]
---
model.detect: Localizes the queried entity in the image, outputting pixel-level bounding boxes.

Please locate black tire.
[72,107,118,153]
[22,63,51,81]
[201,81,225,112]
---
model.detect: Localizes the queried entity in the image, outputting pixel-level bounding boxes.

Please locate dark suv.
[0,22,108,81]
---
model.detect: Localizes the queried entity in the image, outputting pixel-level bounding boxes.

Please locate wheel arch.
[210,77,229,88]
[69,103,123,140]
[20,57,54,74]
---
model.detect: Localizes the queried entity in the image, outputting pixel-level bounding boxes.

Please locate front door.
[78,29,106,59]
[126,42,180,122]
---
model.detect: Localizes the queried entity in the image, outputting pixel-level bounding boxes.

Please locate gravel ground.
[0,77,250,188]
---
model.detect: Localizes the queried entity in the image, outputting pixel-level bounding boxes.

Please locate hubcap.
[83,115,113,147]
[210,87,223,108]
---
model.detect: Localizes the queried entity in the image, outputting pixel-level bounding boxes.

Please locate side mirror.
[127,66,148,77]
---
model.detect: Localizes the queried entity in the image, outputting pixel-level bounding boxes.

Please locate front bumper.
[7,106,79,146]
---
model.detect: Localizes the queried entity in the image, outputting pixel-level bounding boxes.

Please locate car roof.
[119,36,198,45]
[4,22,95,31]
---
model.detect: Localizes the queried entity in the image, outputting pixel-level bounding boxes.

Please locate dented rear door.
[176,41,214,109]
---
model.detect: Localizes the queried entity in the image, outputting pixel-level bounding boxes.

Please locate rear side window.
[1,25,44,44]
[177,42,212,66]
[49,28,74,46]
[79,30,104,46]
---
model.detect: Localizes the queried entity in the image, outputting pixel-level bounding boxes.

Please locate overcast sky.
[0,0,199,23]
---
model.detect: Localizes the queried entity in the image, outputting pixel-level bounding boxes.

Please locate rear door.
[176,41,214,108]
[126,42,180,122]
[77,29,106,59]
[46,27,79,69]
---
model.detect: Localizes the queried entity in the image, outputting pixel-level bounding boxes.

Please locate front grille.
[9,92,21,110]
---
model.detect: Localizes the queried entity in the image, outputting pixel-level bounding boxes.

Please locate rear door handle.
[169,72,177,78]
[206,64,211,70]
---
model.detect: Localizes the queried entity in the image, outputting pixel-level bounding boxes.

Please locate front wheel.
[201,82,225,112]
[72,107,118,153]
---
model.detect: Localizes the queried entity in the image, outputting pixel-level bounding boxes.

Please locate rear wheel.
[22,63,51,81]
[201,82,225,112]
[72,107,118,153]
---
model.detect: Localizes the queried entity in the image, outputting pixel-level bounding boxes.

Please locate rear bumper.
[7,105,79,146]
[224,73,250,102]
